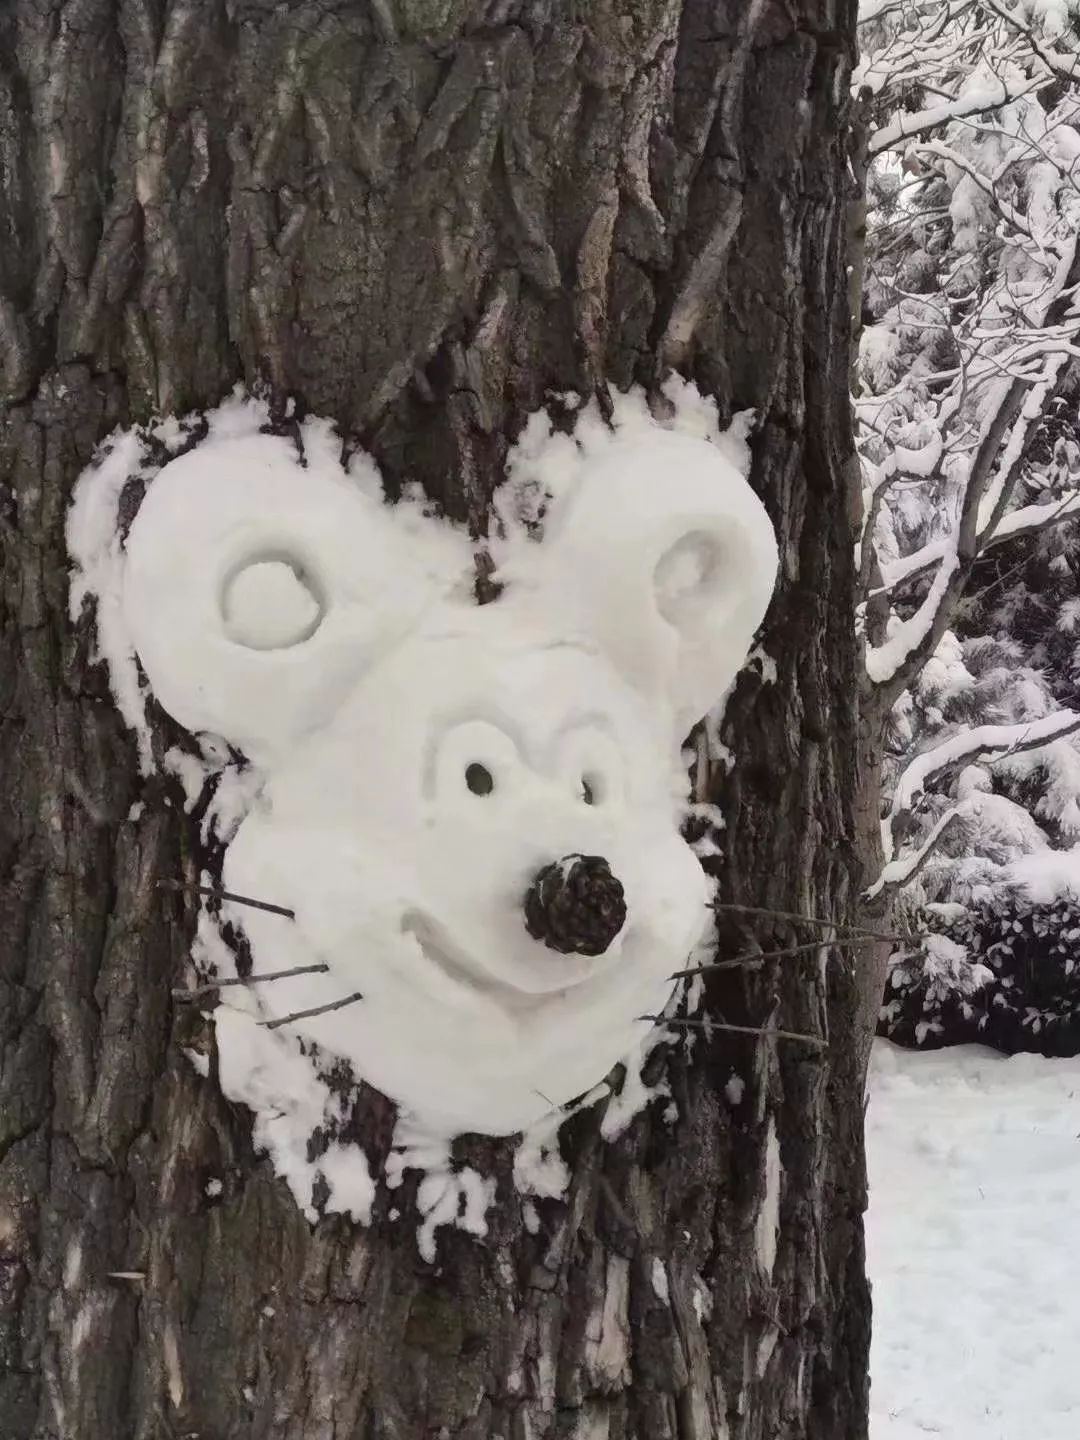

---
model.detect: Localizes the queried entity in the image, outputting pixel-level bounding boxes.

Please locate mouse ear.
[515,429,778,736]
[122,432,459,763]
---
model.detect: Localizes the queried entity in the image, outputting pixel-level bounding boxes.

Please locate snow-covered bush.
[881,890,1080,1056]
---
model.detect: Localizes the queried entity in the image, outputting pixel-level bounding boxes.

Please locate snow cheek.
[619,828,711,957]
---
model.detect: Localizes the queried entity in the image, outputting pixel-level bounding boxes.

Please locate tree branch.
[868,73,1051,156]
[865,377,1027,702]
[985,0,1080,82]
[866,807,962,900]
[885,710,1080,857]
[877,488,1080,594]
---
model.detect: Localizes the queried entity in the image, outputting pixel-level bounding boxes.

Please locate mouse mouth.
[400,911,494,996]
[400,909,610,1001]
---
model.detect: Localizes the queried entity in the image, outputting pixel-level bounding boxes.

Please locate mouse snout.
[523,853,627,956]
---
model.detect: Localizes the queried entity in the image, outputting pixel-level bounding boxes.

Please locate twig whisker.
[671,934,901,980]
[639,1015,827,1049]
[159,879,296,920]
[260,992,364,1030]
[708,901,900,943]
[173,962,330,1001]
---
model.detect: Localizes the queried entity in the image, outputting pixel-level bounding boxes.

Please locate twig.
[173,962,330,1001]
[756,1306,790,1337]
[669,934,898,980]
[640,1016,827,1049]
[158,879,296,920]
[260,992,364,1030]
[869,807,964,901]
[599,1175,636,1232]
[709,902,900,943]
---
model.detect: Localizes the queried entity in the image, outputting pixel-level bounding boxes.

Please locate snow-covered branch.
[985,0,1080,81]
[877,488,1080,593]
[914,139,1034,239]
[867,807,963,900]
[858,0,1080,949]
[868,73,1051,157]
[864,377,1027,696]
[887,711,1080,850]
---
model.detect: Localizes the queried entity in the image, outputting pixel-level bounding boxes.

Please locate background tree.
[0,4,870,1438]
[853,0,1080,1049]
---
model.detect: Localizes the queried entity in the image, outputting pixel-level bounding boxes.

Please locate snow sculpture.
[122,413,778,1136]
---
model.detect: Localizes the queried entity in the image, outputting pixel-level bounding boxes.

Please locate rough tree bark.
[0,3,871,1437]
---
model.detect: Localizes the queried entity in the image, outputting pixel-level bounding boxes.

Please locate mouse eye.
[430,720,521,804]
[466,762,495,796]
[553,730,625,809]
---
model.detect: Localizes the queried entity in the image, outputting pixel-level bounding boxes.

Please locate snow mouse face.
[122,416,777,1136]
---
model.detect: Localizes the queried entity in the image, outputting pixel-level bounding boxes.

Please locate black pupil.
[582,778,595,805]
[466,763,494,796]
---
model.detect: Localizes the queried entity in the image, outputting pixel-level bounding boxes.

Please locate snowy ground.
[867,1040,1080,1440]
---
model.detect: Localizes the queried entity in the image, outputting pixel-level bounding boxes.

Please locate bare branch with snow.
[886,711,1080,850]
[866,807,963,900]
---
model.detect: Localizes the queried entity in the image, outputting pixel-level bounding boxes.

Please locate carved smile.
[400,911,494,997]
[399,910,606,1003]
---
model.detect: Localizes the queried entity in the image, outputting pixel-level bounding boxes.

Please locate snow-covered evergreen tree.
[855,0,1080,1049]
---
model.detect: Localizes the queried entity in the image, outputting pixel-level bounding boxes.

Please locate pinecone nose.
[523,854,627,957]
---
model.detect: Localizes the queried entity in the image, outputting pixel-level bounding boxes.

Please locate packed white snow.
[1007,845,1080,904]
[867,1041,1080,1440]
[67,383,778,1247]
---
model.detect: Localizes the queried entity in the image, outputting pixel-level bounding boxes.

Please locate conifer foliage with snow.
[855,0,1080,1051]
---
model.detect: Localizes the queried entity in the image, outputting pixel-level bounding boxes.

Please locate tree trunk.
[0,3,871,1438]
